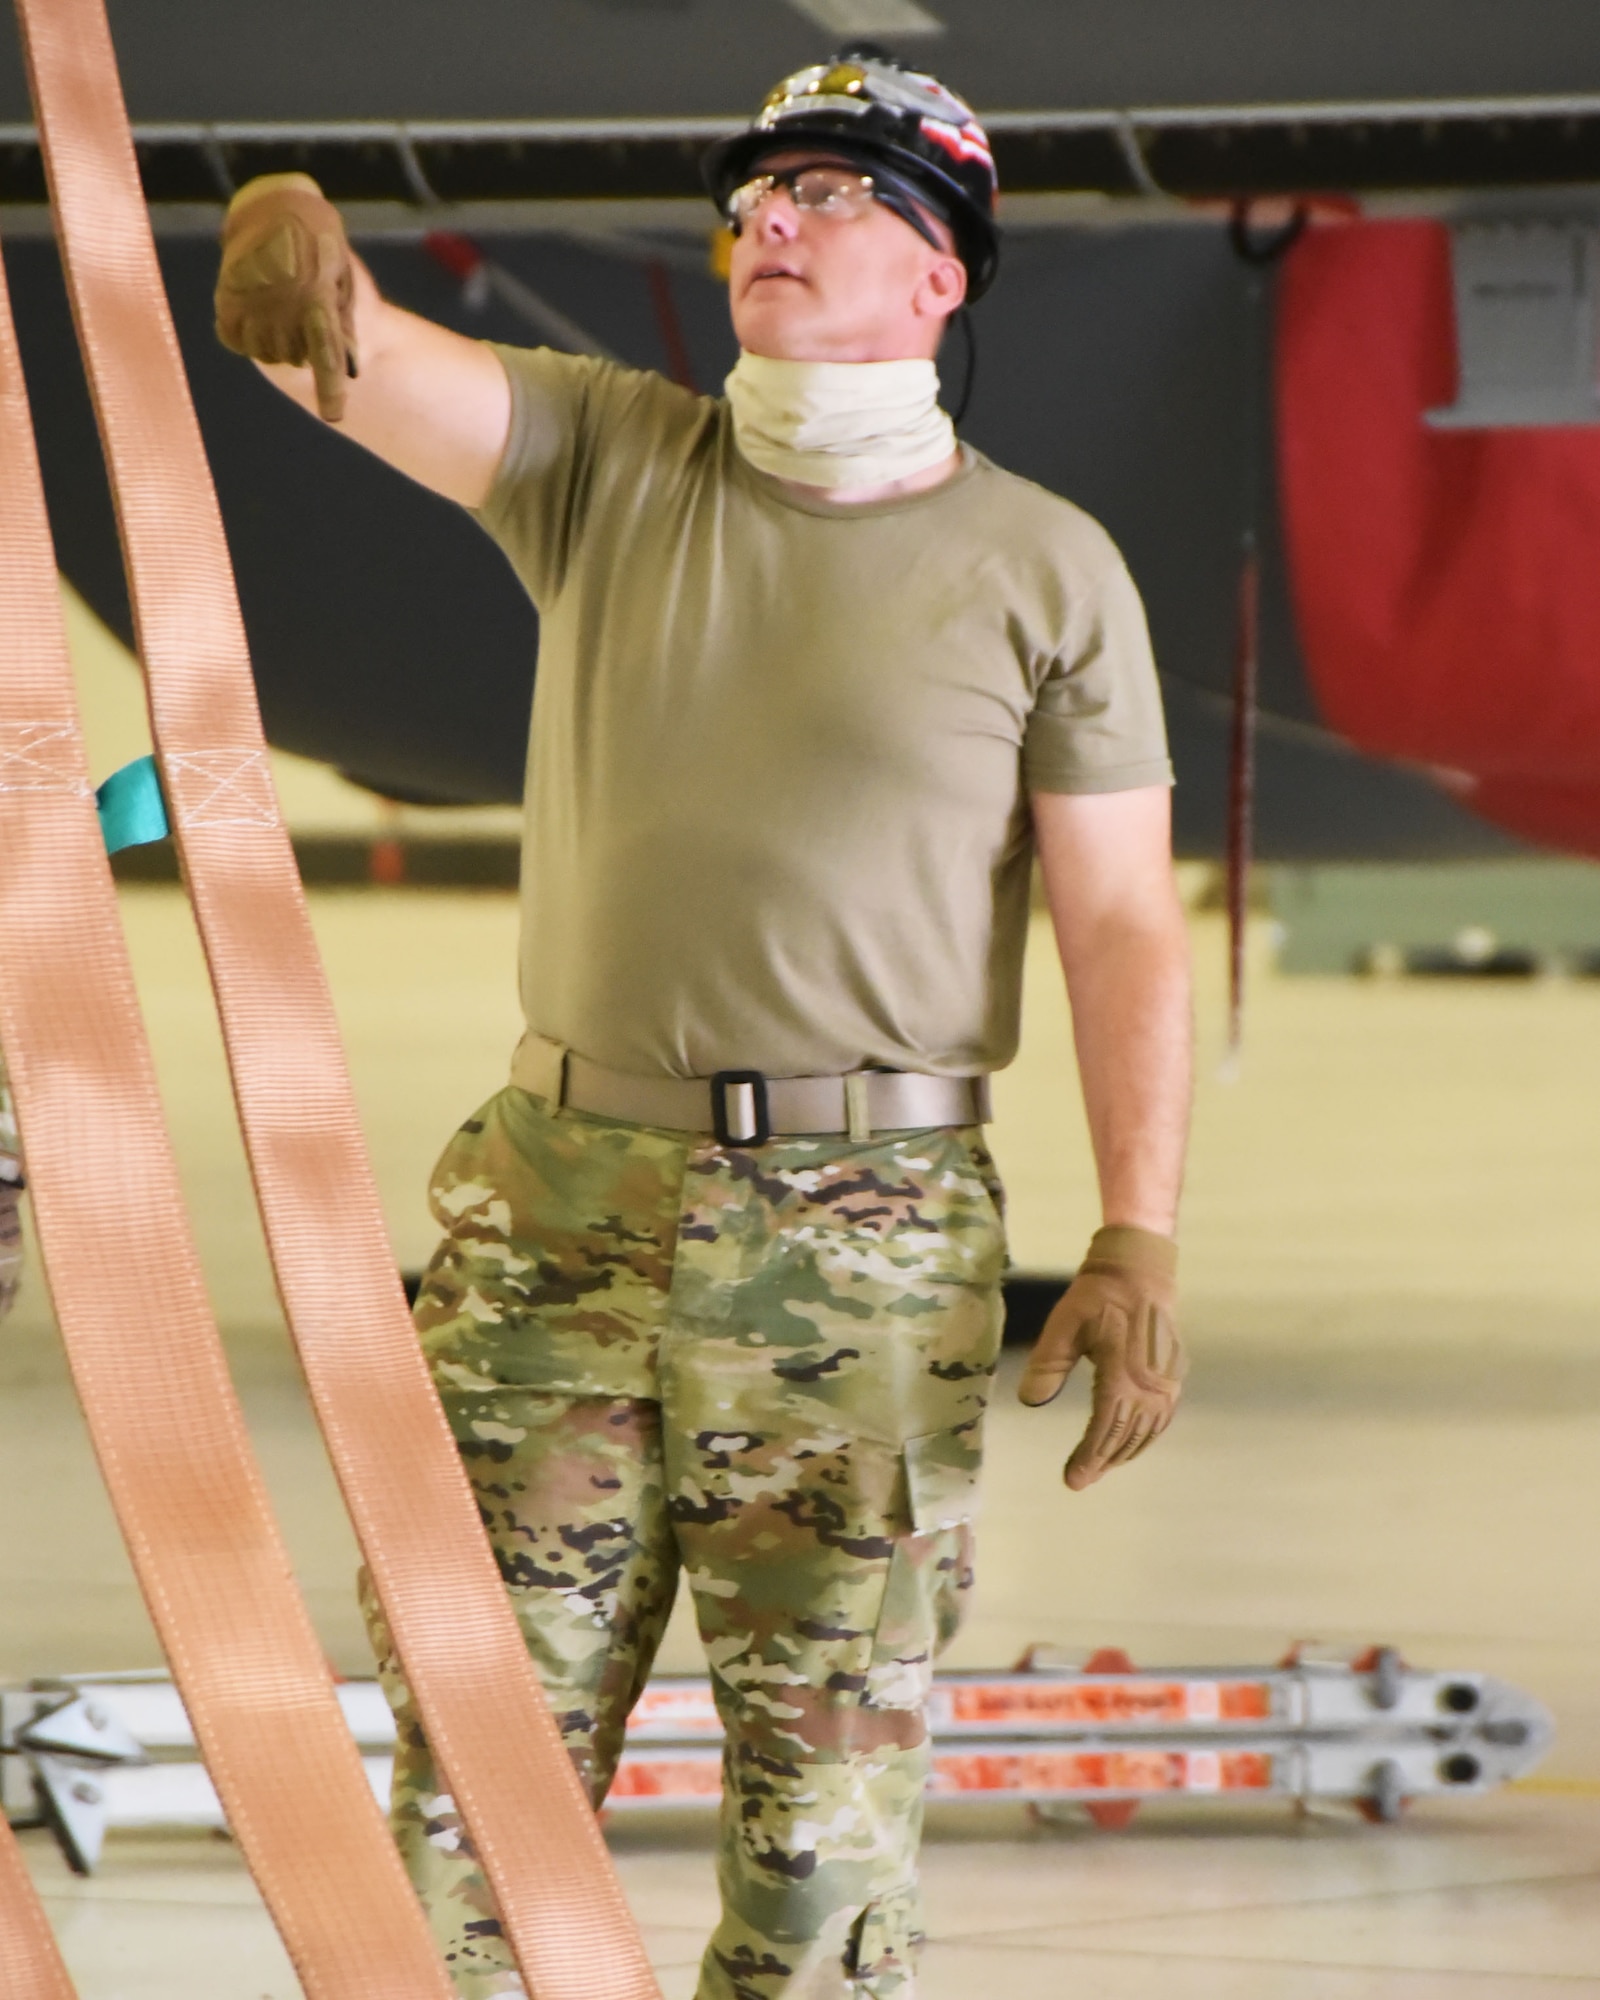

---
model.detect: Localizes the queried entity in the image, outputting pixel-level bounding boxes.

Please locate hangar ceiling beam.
[4,94,1600,232]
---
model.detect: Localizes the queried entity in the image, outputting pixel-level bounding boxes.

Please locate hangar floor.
[5,882,1599,1997]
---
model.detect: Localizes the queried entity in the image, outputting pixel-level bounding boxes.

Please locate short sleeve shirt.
[475,346,1172,1081]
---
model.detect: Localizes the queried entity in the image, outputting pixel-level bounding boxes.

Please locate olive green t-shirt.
[476,346,1172,1082]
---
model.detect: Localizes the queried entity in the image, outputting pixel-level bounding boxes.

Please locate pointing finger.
[304,299,347,423]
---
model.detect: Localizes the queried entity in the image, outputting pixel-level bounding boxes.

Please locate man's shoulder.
[962,451,1126,581]
[496,343,713,445]
[588,354,714,431]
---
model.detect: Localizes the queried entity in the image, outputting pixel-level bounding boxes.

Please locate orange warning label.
[628,1685,722,1734]
[933,1679,1272,1727]
[610,1745,1277,1802]
[610,1756,723,1799]
[927,1749,1274,1796]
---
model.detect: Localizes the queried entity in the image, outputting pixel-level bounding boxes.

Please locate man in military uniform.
[215,49,1190,2000]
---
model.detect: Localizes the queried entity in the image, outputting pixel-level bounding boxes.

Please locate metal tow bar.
[3,1644,1552,1872]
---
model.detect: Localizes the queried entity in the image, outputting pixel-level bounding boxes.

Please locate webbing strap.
[0,1816,74,2000]
[6,1,659,1994]
[0,198,453,2000]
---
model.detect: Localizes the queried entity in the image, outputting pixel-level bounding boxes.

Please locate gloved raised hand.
[214,174,358,422]
[1017,1224,1186,1490]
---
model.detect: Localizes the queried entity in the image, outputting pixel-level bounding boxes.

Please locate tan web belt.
[0,1,658,1995]
[513,1031,994,1145]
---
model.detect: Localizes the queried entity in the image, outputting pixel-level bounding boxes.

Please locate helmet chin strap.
[724,351,958,490]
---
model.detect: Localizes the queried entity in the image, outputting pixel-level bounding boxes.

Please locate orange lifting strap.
[0,185,453,2000]
[0,1807,73,2000]
[0,1,660,1995]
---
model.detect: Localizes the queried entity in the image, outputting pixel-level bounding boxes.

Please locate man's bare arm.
[216,175,511,509]
[1032,786,1191,1233]
[1017,786,1191,1487]
[255,255,511,510]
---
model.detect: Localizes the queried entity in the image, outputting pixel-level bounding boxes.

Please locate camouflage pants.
[363,1084,1006,2000]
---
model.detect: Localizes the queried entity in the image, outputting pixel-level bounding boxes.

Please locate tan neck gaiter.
[724,351,957,490]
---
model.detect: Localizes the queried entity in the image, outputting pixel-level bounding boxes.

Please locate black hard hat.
[703,50,1001,301]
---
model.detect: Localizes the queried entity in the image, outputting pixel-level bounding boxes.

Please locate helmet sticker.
[757,92,873,131]
[920,117,994,175]
[761,56,977,132]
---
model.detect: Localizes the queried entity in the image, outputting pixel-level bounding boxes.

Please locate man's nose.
[752,191,800,242]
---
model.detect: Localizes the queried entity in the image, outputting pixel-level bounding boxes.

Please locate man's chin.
[730,296,830,359]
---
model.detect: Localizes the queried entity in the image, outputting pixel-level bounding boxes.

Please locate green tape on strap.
[95,755,170,854]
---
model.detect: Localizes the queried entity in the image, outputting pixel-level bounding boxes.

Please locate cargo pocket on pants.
[846,1885,921,1990]
[869,1425,983,1701]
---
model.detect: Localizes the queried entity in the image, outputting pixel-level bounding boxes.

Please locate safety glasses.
[727,163,945,254]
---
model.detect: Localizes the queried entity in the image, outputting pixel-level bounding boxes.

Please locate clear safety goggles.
[726,163,944,254]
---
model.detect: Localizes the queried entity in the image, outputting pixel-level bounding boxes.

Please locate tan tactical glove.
[215,174,357,422]
[1018,1224,1186,1490]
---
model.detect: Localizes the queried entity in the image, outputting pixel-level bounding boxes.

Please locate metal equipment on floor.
[3,1645,1552,1873]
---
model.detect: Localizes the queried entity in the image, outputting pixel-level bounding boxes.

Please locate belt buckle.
[711,1070,771,1147]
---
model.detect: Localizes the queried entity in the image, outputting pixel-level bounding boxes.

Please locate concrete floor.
[4,883,1600,1995]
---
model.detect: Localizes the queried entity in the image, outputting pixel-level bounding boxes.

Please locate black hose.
[949,304,977,427]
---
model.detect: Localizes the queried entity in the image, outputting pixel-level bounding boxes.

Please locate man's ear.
[916,252,968,326]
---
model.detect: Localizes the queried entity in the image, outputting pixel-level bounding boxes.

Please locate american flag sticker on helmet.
[921,116,995,175]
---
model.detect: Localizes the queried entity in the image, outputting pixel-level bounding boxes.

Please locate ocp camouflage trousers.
[363,1085,1006,2000]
